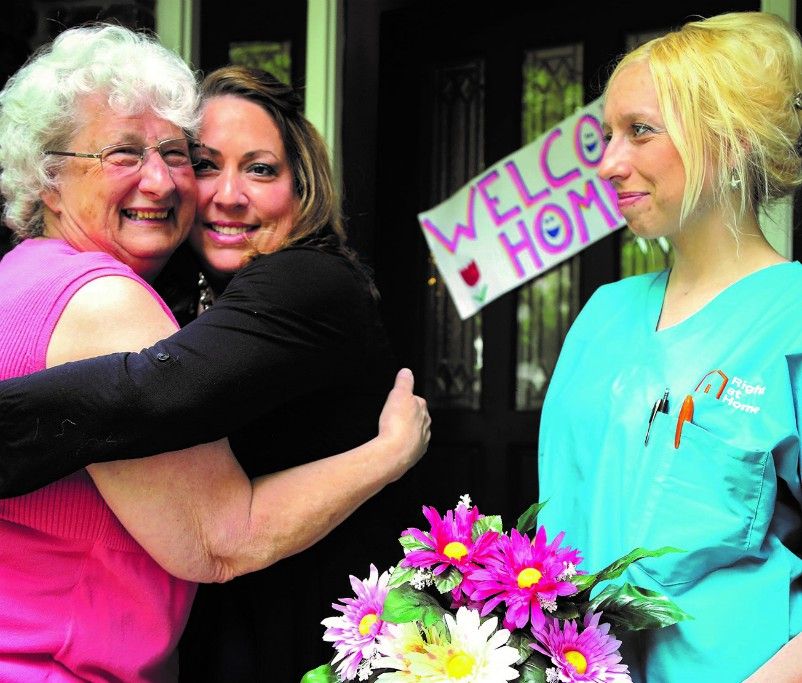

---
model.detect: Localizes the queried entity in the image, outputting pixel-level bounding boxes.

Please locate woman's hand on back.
[378,368,431,481]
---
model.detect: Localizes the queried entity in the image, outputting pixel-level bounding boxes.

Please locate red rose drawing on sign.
[460,260,480,287]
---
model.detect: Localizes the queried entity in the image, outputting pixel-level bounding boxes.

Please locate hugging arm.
[0,250,381,496]
[90,368,428,582]
[50,274,429,582]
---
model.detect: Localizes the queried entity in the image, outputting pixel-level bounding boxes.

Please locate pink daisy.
[468,526,582,631]
[321,564,391,680]
[531,611,632,682]
[400,503,498,602]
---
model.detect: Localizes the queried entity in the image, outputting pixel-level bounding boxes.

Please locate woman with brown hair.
[169,65,417,679]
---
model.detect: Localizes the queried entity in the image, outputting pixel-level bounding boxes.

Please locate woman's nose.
[598,136,628,183]
[138,150,176,197]
[213,170,247,208]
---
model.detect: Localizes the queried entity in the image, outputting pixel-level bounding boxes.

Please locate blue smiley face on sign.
[574,115,605,167]
[535,205,573,254]
[543,212,562,240]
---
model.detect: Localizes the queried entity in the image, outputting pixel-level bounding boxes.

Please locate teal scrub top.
[538,263,802,683]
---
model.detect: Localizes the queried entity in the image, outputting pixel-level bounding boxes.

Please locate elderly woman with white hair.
[0,24,428,682]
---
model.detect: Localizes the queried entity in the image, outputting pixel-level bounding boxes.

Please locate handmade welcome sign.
[418,98,626,319]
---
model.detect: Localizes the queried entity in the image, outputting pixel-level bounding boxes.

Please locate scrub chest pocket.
[632,411,770,587]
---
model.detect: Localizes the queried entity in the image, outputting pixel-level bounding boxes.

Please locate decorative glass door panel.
[515,44,582,410]
[424,61,485,410]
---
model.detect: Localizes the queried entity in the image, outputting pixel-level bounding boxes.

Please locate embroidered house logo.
[695,369,764,415]
[695,369,728,398]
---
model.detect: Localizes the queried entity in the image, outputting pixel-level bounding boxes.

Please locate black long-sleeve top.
[0,244,396,493]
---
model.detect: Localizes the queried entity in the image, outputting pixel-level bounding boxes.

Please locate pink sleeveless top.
[0,239,196,682]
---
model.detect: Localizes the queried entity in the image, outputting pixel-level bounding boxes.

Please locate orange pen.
[674,394,694,448]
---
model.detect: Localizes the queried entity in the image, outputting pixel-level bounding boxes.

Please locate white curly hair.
[0,23,201,238]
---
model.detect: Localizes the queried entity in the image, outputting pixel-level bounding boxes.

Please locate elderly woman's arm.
[48,276,429,582]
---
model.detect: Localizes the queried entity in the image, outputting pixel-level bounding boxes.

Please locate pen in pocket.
[644,388,669,446]
[674,394,694,449]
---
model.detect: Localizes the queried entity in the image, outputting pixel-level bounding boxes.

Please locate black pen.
[644,388,670,445]
[656,388,669,414]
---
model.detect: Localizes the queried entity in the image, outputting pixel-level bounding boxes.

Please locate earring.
[730,169,742,190]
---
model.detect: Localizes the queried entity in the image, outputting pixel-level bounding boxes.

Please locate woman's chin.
[199,253,246,279]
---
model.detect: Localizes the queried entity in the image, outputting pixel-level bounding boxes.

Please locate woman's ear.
[40,187,61,215]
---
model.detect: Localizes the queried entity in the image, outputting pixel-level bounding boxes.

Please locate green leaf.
[570,573,596,592]
[587,582,693,631]
[472,514,504,540]
[433,566,463,594]
[300,663,339,683]
[472,284,488,304]
[380,585,448,627]
[507,631,538,666]
[596,546,683,583]
[515,500,548,535]
[398,534,431,553]
[549,602,581,621]
[573,546,683,597]
[387,562,417,589]
[518,651,551,683]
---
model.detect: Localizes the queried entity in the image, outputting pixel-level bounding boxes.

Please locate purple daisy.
[468,526,582,631]
[321,564,391,680]
[531,611,632,682]
[400,503,498,602]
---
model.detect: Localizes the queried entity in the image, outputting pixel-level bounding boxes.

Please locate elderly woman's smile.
[41,95,197,281]
[121,208,174,220]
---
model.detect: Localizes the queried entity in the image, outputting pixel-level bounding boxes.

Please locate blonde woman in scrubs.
[538,12,802,682]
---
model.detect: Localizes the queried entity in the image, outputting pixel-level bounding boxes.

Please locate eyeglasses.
[44,138,195,174]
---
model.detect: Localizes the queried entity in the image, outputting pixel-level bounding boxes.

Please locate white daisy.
[374,607,519,682]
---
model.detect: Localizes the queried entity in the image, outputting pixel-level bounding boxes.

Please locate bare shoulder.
[47,275,178,366]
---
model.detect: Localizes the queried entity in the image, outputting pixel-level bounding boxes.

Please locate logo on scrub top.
[694,369,728,398]
[693,368,764,415]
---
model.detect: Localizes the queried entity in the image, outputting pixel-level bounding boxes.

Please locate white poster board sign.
[418,97,626,319]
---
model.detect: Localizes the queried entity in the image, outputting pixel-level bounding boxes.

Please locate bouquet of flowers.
[302,496,689,682]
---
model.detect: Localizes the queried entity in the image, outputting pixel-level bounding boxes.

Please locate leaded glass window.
[620,234,672,277]
[424,60,485,410]
[515,44,582,410]
[229,41,292,84]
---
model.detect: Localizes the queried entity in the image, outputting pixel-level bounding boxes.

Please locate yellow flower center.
[445,652,475,678]
[443,541,469,560]
[358,613,379,636]
[517,566,542,589]
[564,649,588,674]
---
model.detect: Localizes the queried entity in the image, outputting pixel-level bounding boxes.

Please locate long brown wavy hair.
[200,65,345,251]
